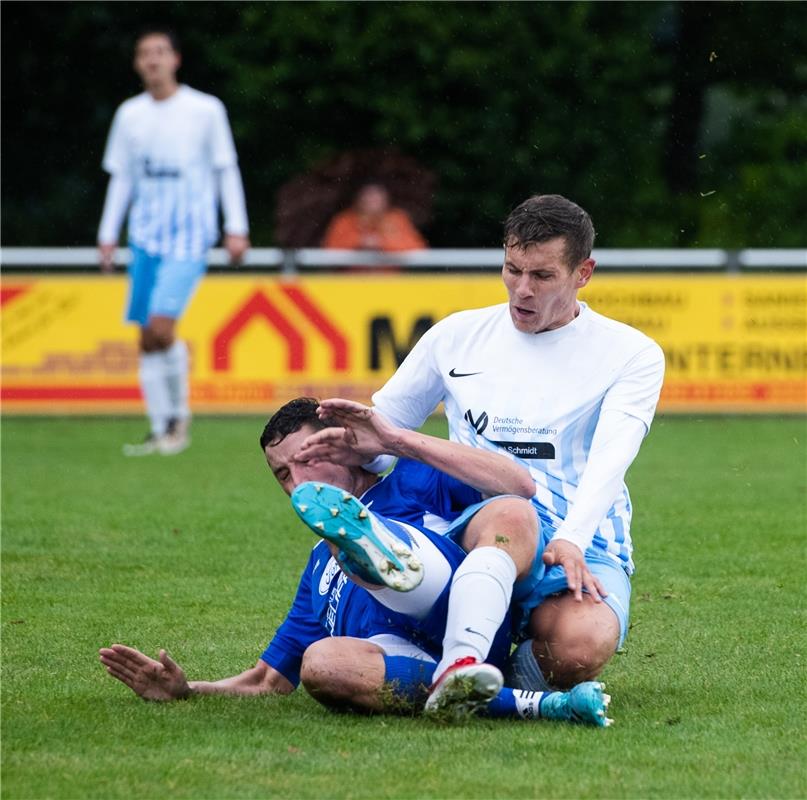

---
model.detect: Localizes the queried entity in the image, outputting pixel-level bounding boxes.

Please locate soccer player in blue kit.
[99,398,611,725]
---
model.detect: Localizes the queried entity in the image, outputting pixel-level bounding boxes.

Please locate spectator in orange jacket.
[322,184,427,252]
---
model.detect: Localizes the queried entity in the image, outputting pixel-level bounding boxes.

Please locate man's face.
[501,237,594,334]
[264,425,355,497]
[355,185,390,217]
[134,34,180,87]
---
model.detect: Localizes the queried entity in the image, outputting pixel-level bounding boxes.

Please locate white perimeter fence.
[0,247,805,272]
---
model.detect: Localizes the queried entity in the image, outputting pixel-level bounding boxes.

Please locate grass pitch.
[2,415,805,799]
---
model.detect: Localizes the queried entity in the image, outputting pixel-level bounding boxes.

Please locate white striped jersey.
[372,302,665,574]
[102,85,239,260]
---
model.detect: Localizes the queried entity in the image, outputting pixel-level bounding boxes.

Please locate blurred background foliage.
[2,1,805,248]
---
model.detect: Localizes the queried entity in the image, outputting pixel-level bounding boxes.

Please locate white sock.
[370,527,452,620]
[139,352,172,436]
[433,546,517,678]
[162,340,190,422]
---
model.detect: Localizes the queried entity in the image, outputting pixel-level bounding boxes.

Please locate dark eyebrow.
[504,261,554,275]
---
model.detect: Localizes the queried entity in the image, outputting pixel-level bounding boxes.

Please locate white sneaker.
[122,433,161,457]
[424,657,503,715]
[290,482,423,591]
[158,418,190,456]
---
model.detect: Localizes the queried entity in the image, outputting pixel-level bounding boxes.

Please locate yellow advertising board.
[2,274,805,414]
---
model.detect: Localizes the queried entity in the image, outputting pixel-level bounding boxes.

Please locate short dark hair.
[502,194,595,269]
[135,27,181,53]
[259,397,334,451]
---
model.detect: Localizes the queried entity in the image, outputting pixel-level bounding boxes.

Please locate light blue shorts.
[446,499,631,649]
[443,495,526,544]
[126,245,206,325]
[513,546,632,649]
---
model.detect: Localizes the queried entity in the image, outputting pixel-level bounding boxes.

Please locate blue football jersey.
[261,535,463,686]
[260,460,508,687]
[359,458,483,533]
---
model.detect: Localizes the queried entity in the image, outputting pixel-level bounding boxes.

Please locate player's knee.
[300,639,373,710]
[139,328,157,352]
[151,331,174,350]
[139,328,171,352]
[144,317,176,351]
[536,637,613,688]
[462,497,537,576]
[300,640,333,689]
[530,599,619,688]
[533,620,618,688]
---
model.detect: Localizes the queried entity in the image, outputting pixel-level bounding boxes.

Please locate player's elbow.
[508,471,536,499]
[253,660,295,695]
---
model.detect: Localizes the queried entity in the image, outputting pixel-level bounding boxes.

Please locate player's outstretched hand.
[296,400,397,465]
[98,243,117,274]
[542,540,607,603]
[99,644,191,702]
[320,399,399,452]
[295,425,367,466]
[224,234,250,265]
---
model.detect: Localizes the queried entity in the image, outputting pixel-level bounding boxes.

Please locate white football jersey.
[102,85,239,260]
[373,302,665,573]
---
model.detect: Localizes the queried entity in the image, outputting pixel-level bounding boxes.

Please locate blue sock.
[382,656,436,702]
[486,687,548,719]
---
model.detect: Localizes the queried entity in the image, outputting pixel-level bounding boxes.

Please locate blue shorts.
[445,499,631,649]
[126,245,206,325]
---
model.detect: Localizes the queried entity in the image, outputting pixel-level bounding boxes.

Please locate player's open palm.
[316,399,397,457]
[99,644,190,702]
[296,426,369,466]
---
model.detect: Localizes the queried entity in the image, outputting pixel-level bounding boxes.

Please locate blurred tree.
[2,1,805,249]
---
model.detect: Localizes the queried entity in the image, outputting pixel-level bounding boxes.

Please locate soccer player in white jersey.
[303,194,665,706]
[97,28,250,456]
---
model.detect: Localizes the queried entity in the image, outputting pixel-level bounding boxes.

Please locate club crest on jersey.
[318,556,341,595]
[464,409,489,435]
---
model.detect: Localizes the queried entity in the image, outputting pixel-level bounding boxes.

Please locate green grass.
[2,415,806,800]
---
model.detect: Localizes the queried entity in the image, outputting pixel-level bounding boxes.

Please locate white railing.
[0,247,804,272]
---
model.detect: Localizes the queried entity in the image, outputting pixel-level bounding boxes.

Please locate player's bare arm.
[298,398,535,499]
[99,644,293,701]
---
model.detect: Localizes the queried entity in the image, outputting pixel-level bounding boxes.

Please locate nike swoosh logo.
[449,368,483,378]
[463,626,490,643]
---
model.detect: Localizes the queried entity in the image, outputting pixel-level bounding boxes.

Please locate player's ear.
[576,258,595,288]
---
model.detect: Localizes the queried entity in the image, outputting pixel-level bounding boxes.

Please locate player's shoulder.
[584,303,662,355]
[177,85,227,112]
[368,458,427,498]
[432,303,508,335]
[389,457,442,485]
[114,92,151,117]
[305,541,341,585]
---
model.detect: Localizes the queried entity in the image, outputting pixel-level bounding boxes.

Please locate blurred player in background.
[97,28,249,456]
